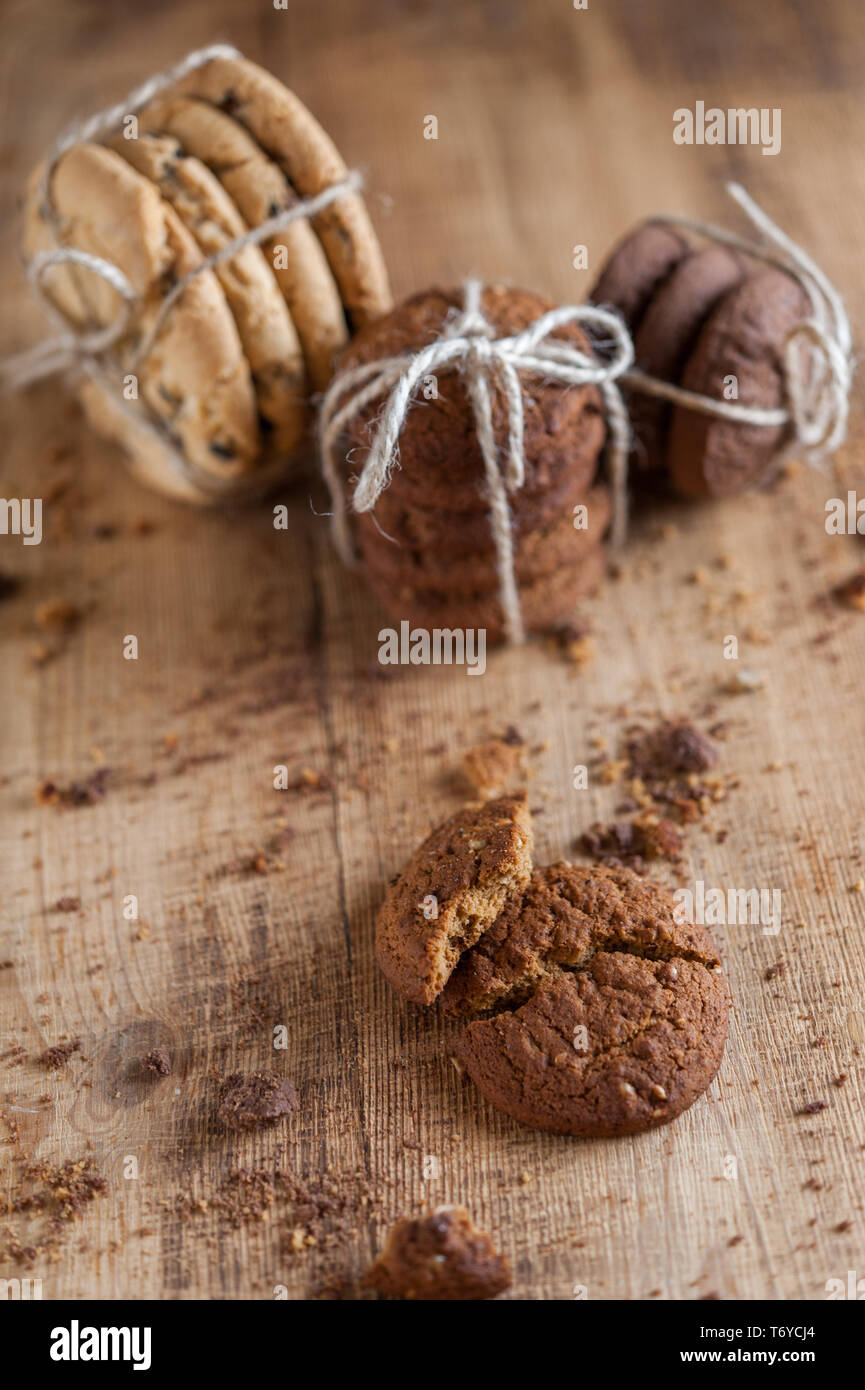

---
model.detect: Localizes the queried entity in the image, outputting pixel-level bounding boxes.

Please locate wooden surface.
[2,0,865,1301]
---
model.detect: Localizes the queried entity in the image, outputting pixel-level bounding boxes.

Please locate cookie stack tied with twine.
[590,184,852,499]
[7,45,391,503]
[320,282,633,645]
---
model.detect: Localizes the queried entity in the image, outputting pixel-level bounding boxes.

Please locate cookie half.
[375,795,533,1007]
[449,864,728,1136]
[667,267,810,498]
[172,53,392,327]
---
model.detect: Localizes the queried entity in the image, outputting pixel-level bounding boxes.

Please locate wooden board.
[2,0,864,1301]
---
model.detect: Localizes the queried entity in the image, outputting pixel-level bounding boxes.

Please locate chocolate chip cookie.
[364,542,605,645]
[135,93,348,389]
[173,52,392,327]
[358,484,611,593]
[25,143,260,487]
[111,129,308,460]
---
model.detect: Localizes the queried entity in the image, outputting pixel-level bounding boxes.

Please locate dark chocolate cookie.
[591,221,690,331]
[448,863,728,1136]
[375,795,533,1007]
[358,485,611,593]
[360,407,603,555]
[630,246,746,473]
[667,267,810,498]
[365,1206,511,1300]
[366,541,605,644]
[337,286,603,512]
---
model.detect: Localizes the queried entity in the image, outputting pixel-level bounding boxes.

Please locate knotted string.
[319,278,635,645]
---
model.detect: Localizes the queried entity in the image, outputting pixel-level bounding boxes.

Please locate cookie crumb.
[36,768,110,808]
[832,570,865,612]
[365,1207,510,1300]
[724,668,765,694]
[461,738,523,799]
[34,599,83,633]
[217,1070,298,1131]
[39,1038,81,1069]
[796,1100,827,1116]
[54,896,81,913]
[142,1048,171,1077]
[0,570,22,602]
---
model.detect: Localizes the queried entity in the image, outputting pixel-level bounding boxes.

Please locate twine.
[319,279,635,645]
[0,44,364,497]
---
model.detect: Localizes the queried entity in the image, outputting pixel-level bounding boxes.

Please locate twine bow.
[319,278,634,645]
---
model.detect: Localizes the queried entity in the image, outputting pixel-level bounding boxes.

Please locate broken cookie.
[375,794,533,1006]
[449,864,728,1136]
[366,1206,511,1300]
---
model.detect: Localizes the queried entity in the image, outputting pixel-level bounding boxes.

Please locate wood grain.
[1,0,864,1301]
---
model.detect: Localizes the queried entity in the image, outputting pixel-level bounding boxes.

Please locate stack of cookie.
[590,221,809,498]
[23,51,392,502]
[333,286,611,642]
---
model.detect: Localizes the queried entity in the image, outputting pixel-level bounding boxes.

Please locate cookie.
[375,794,533,1007]
[359,484,611,593]
[337,287,604,513]
[135,93,348,389]
[591,221,690,331]
[172,53,392,327]
[449,864,728,1137]
[441,861,720,1017]
[630,246,746,473]
[78,372,216,503]
[365,541,605,644]
[25,144,260,481]
[110,130,308,459]
[667,267,810,498]
[365,1207,511,1301]
[360,409,604,555]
